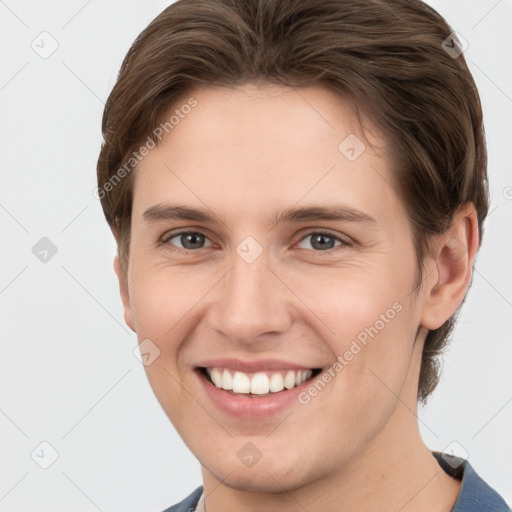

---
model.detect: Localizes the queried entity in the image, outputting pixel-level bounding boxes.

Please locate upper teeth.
[206,368,313,395]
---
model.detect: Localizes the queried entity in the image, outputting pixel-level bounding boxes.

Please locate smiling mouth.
[198,367,322,396]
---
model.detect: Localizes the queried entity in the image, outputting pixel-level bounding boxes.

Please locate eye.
[296,231,350,251]
[162,231,213,251]
[160,229,350,253]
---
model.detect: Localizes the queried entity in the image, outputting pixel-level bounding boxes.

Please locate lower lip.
[196,369,314,418]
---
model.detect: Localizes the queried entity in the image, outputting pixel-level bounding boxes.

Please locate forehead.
[161,82,372,155]
[131,82,401,227]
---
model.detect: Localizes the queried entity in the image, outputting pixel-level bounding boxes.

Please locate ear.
[421,204,480,330]
[113,254,136,332]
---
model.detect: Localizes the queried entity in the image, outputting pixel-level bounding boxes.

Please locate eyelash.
[160,230,351,253]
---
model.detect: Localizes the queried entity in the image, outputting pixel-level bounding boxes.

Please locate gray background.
[0,0,511,510]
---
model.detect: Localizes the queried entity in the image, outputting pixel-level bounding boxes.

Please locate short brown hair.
[97,0,488,402]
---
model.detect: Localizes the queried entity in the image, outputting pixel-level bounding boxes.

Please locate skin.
[114,82,479,512]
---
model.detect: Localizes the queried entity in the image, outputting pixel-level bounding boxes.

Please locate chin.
[200,448,321,494]
[211,466,309,494]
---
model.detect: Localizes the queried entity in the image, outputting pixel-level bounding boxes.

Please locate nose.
[209,248,293,345]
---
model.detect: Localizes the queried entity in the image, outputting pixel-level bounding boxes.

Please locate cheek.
[127,266,194,399]
[328,297,419,431]
[127,265,199,425]
[126,263,224,414]
[128,263,214,342]
[287,258,419,402]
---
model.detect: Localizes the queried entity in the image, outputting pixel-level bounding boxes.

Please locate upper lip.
[196,358,321,373]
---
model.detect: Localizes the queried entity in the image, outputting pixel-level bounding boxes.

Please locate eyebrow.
[142,203,377,226]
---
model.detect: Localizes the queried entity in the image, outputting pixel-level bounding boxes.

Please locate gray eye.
[297,232,343,251]
[167,232,212,250]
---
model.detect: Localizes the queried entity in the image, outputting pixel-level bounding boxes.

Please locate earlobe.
[421,205,480,330]
[113,254,136,332]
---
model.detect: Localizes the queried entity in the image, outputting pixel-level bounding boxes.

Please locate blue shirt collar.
[432,451,510,511]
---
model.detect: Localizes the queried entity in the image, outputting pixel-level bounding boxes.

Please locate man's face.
[120,83,429,491]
